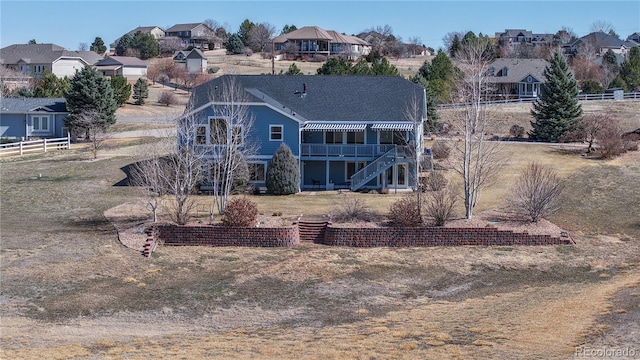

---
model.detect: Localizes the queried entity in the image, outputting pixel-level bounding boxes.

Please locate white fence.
[438,92,640,109]
[0,136,71,157]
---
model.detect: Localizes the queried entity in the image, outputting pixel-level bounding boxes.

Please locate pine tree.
[530,52,582,142]
[265,143,300,195]
[33,71,69,98]
[64,66,117,134]
[620,47,640,91]
[132,78,149,105]
[90,37,106,54]
[110,76,131,106]
[226,34,245,54]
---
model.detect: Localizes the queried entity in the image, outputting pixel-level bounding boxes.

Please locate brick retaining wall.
[156,225,299,247]
[153,224,572,248]
[321,226,573,247]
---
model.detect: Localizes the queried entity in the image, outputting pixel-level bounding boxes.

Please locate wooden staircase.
[297,217,329,243]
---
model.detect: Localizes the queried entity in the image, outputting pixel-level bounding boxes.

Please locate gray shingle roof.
[189,75,425,122]
[95,56,148,67]
[569,31,638,49]
[488,58,548,83]
[0,43,102,65]
[165,23,206,32]
[1,98,68,113]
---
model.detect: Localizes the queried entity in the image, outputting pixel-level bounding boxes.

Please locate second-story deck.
[300,144,401,160]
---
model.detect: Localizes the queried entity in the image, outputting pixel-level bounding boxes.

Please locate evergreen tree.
[370,57,400,75]
[115,34,132,56]
[90,37,106,54]
[284,63,302,75]
[530,52,582,142]
[110,76,131,106]
[64,66,117,134]
[280,24,297,35]
[316,58,353,75]
[448,34,461,58]
[132,78,149,105]
[265,143,299,195]
[620,47,640,91]
[226,34,245,54]
[237,19,255,46]
[33,71,69,97]
[132,31,160,59]
[409,74,439,132]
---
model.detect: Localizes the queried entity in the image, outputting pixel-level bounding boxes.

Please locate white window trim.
[31,115,50,132]
[269,124,283,141]
[248,161,267,183]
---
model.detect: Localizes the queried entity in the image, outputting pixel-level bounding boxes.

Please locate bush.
[423,171,447,191]
[508,162,563,222]
[158,91,178,106]
[222,196,258,227]
[431,140,451,160]
[387,195,422,227]
[597,120,625,159]
[423,188,458,226]
[208,66,219,74]
[266,144,300,195]
[333,195,376,222]
[509,124,525,138]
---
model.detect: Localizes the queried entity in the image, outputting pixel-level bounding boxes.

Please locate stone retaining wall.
[156,225,299,247]
[322,226,573,247]
[153,224,572,248]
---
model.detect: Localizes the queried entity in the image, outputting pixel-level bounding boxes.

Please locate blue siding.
[250,106,300,157]
[0,113,68,139]
[0,114,26,139]
[197,105,301,157]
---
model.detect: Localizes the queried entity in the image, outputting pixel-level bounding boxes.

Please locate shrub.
[333,195,376,222]
[431,140,451,160]
[208,66,220,74]
[508,162,563,222]
[509,124,525,138]
[158,91,178,106]
[597,120,625,159]
[222,196,258,227]
[266,144,300,195]
[387,195,422,227]
[424,171,447,191]
[423,187,458,226]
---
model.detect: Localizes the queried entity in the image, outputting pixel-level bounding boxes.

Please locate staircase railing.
[350,146,408,191]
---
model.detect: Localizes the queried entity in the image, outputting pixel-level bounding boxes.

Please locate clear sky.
[1,0,638,51]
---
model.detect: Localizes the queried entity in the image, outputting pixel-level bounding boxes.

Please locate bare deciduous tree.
[205,76,258,215]
[509,162,563,222]
[578,112,612,153]
[423,186,458,226]
[158,91,178,106]
[74,110,111,160]
[78,42,88,51]
[130,143,170,223]
[450,41,504,219]
[247,22,276,53]
[163,110,207,225]
[590,20,615,34]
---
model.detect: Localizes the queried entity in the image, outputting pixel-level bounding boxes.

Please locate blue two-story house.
[183,75,428,192]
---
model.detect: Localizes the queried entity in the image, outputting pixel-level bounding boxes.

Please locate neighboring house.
[109,26,165,54]
[564,32,638,57]
[627,32,640,45]
[173,49,207,74]
[273,26,371,60]
[182,75,427,192]
[164,23,220,50]
[487,58,548,98]
[495,29,554,48]
[0,98,69,139]
[0,43,103,79]
[94,56,148,81]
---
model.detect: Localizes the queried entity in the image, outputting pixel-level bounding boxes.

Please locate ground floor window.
[248,163,266,182]
[346,161,367,180]
[31,115,49,132]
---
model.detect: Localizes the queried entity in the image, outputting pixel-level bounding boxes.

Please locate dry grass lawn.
[1,66,639,359]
